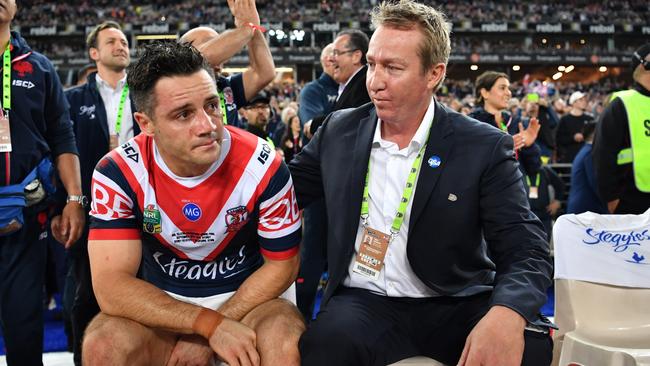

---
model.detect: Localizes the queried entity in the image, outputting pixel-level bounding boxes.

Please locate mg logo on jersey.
[183,203,202,222]
[225,206,249,232]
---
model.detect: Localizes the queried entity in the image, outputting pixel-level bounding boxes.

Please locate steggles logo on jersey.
[152,245,248,281]
[225,206,249,232]
[183,202,202,222]
[143,204,162,234]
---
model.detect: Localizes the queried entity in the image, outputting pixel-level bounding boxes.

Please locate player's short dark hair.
[127,41,214,116]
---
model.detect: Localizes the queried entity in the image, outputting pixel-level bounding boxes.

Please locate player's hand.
[208,318,259,366]
[52,203,85,248]
[228,0,261,28]
[574,132,584,143]
[167,335,216,366]
[458,306,526,366]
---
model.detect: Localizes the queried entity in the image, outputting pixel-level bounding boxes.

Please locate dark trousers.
[300,287,553,366]
[0,210,47,366]
[67,229,100,366]
[296,199,328,320]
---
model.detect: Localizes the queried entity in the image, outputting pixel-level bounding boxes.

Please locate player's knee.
[82,318,134,365]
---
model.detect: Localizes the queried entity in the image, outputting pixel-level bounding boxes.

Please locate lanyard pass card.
[353,226,390,280]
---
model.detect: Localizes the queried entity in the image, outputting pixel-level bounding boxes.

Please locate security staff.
[593,43,650,214]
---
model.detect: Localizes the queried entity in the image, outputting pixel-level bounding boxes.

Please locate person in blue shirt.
[567,121,608,214]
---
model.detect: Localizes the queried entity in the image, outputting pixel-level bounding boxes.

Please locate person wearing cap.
[180,0,274,129]
[555,91,594,163]
[593,43,650,214]
[241,91,276,148]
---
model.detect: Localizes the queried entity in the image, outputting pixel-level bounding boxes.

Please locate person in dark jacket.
[469,71,542,176]
[555,91,594,163]
[63,21,139,366]
[0,2,85,365]
[524,164,565,241]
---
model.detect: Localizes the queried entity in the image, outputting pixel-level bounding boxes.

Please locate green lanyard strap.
[526,173,540,187]
[114,84,129,134]
[361,139,428,237]
[219,91,228,125]
[3,41,11,111]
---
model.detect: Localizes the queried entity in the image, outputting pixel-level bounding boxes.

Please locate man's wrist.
[193,307,225,339]
[66,194,88,209]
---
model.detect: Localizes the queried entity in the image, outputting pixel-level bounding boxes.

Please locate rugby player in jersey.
[82,41,304,366]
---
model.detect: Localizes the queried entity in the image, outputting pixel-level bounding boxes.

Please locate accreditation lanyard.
[360,140,427,238]
[498,115,512,132]
[525,173,540,187]
[114,84,129,135]
[3,42,11,112]
[219,91,228,125]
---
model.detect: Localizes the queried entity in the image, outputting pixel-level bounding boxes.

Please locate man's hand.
[167,335,216,366]
[228,0,261,28]
[547,200,561,216]
[208,318,259,366]
[458,306,526,366]
[51,203,85,248]
[608,199,619,214]
[303,121,313,139]
[574,132,584,143]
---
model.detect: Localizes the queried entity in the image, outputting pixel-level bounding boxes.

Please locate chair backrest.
[553,211,650,348]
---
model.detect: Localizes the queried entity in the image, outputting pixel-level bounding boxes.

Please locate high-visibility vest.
[611,89,650,192]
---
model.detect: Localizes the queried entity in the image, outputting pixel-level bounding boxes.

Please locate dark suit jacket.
[65,72,140,203]
[309,65,371,135]
[289,100,552,323]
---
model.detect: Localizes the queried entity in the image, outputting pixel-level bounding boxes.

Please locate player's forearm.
[197,27,253,67]
[218,254,299,320]
[243,30,275,100]
[93,271,201,335]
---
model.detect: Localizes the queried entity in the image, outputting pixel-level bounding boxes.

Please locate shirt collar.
[373,97,436,153]
[95,73,127,91]
[338,65,365,96]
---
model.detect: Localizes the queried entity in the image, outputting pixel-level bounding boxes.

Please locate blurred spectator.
[281,114,303,163]
[555,91,594,163]
[524,164,565,241]
[566,121,608,214]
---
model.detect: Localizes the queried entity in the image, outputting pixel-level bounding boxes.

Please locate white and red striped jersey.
[88,127,301,297]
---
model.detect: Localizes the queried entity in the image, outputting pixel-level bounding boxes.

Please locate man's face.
[0,0,16,24]
[90,27,130,72]
[241,103,271,129]
[321,44,336,78]
[573,96,588,111]
[366,26,443,125]
[136,70,224,177]
[331,35,360,84]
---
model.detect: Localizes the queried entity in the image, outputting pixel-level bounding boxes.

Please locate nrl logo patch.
[225,206,249,232]
[143,204,162,234]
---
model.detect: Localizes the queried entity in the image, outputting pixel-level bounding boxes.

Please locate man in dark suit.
[289,1,553,365]
[305,29,371,137]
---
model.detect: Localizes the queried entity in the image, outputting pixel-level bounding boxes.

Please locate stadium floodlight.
[512,65,521,71]
[599,66,607,72]
[580,39,586,44]
[558,66,565,71]
[542,38,547,44]
[565,65,575,73]
[552,72,563,80]
[470,64,478,71]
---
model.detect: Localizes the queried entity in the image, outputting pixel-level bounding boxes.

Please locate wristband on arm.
[245,22,267,33]
[192,307,225,339]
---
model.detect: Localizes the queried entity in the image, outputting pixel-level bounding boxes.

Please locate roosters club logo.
[225,206,249,232]
[13,61,33,77]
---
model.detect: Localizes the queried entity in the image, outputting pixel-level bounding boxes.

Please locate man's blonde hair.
[370,0,451,76]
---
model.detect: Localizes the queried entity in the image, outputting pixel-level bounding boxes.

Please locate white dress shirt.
[343,98,438,298]
[96,74,134,144]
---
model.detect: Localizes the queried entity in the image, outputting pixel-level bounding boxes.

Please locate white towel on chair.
[553,209,650,288]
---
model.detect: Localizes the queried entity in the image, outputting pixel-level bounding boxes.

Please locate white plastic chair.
[389,356,446,365]
[552,212,650,366]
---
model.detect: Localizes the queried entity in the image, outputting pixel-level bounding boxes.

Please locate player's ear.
[134,112,154,136]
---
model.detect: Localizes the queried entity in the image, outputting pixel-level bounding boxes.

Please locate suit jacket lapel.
[345,108,377,246]
[408,101,454,233]
[335,65,367,110]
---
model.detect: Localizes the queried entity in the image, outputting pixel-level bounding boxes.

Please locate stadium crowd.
[17,0,650,26]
